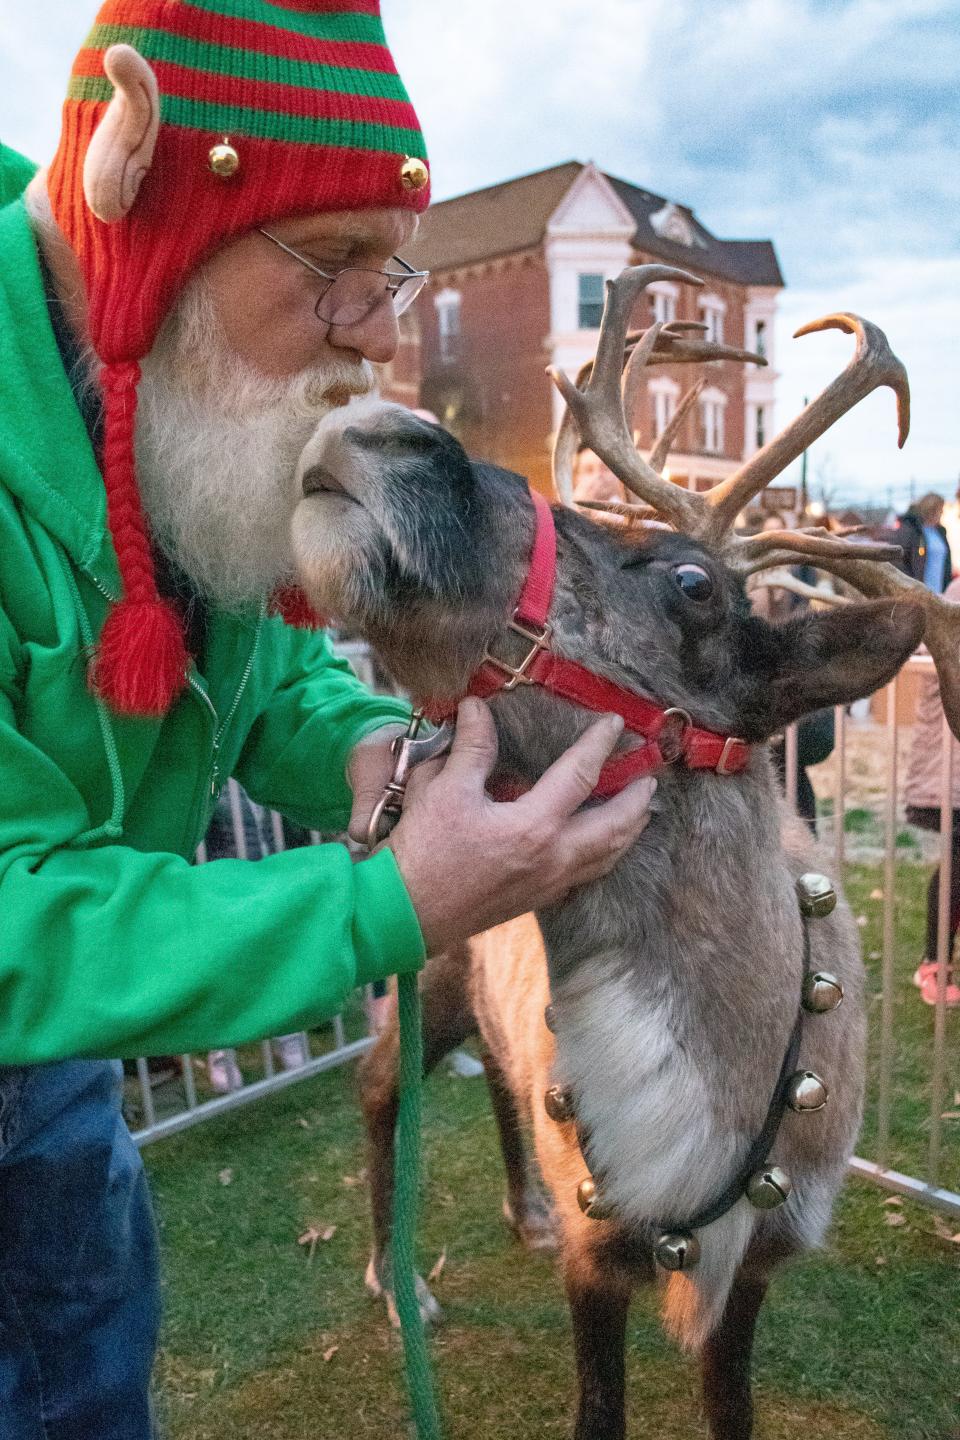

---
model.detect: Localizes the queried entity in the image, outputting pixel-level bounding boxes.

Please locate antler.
[703,314,910,544]
[548,266,706,528]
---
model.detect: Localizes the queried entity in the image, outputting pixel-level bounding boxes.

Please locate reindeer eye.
[671,563,713,602]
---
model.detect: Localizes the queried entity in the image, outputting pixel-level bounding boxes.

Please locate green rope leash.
[393,969,444,1439]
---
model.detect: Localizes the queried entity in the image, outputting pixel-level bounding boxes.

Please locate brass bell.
[796,873,837,919]
[576,1176,612,1220]
[746,1165,792,1209]
[654,1230,701,1271]
[208,140,240,178]
[544,1085,575,1123]
[802,971,844,1013]
[400,156,429,192]
[787,1070,828,1112]
[544,1004,557,1033]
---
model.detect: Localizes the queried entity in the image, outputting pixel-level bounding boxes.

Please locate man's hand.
[346,723,409,845]
[385,698,656,956]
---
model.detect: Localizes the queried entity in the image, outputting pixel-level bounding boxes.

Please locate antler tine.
[706,314,910,544]
[732,528,905,573]
[548,265,705,532]
[749,570,851,607]
[649,335,768,367]
[577,498,657,526]
[648,380,705,473]
[621,321,666,434]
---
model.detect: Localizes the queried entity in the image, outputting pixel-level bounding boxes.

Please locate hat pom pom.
[269,585,327,630]
[92,597,190,716]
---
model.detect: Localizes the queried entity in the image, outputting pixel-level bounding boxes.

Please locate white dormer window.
[435,288,461,364]
[699,293,726,346]
[700,387,728,454]
[648,280,678,326]
[648,376,681,439]
[578,273,605,329]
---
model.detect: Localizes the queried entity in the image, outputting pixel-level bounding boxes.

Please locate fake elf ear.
[83,45,160,223]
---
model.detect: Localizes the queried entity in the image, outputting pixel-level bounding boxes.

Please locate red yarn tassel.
[93,361,190,716]
[269,585,328,629]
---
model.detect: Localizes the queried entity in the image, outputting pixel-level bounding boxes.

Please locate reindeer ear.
[764,599,924,729]
[83,44,160,223]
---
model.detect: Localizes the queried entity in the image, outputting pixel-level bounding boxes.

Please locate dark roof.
[407,161,784,289]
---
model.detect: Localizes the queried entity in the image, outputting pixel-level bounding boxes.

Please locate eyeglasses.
[259,228,429,327]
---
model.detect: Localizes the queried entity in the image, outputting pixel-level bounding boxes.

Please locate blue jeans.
[0,1061,160,1439]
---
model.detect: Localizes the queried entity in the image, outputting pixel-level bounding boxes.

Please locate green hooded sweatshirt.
[0,152,425,1063]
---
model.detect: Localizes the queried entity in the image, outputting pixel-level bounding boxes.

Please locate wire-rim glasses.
[259,228,429,327]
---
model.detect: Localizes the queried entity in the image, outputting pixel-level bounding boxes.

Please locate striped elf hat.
[47,0,430,717]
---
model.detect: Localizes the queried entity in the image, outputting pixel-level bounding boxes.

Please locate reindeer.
[290,266,960,1439]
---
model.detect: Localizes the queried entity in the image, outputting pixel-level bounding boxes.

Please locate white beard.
[134,273,375,611]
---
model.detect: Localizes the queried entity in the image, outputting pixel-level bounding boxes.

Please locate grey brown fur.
[292,397,923,1439]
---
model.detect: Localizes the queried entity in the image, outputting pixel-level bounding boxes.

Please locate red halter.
[421,489,749,797]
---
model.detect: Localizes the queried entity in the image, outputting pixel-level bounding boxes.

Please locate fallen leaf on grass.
[884,1212,907,1227]
[932,1214,954,1241]
[296,1117,312,1130]
[868,951,881,960]
[218,1168,234,1186]
[428,1248,447,1283]
[874,1255,887,1266]
[940,1111,960,1120]
[323,1345,339,1363]
[869,888,884,901]
[883,1196,903,1206]
[856,915,868,928]
[342,1173,364,1188]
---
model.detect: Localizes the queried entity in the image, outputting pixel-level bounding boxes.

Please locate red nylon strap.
[421,488,750,788]
[514,487,556,627]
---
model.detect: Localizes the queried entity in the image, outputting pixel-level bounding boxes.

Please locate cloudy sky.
[3,0,957,507]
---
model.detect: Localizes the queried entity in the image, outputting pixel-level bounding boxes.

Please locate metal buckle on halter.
[658,707,692,765]
[365,710,455,850]
[715,735,746,776]
[482,616,554,691]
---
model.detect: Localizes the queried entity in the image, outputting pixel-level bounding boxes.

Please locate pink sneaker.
[913,960,938,988]
[919,968,960,1007]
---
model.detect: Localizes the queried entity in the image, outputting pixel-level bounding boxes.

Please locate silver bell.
[654,1230,701,1271]
[796,872,837,918]
[802,970,844,1013]
[787,1070,828,1112]
[544,1085,575,1123]
[576,1176,612,1220]
[746,1165,792,1209]
[544,1004,557,1033]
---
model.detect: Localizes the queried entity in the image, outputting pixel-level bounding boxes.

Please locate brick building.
[384,161,783,497]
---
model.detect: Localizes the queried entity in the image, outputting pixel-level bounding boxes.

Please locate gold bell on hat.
[400,155,429,191]
[787,1070,828,1112]
[208,139,240,178]
[576,1177,612,1220]
[802,970,844,1013]
[654,1230,701,1271]
[544,1085,575,1123]
[746,1165,792,1209]
[796,873,837,918]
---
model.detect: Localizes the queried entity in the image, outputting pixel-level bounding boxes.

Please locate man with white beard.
[0,6,654,1433]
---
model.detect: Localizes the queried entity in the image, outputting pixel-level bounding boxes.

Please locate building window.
[700,389,727,454]
[651,387,677,438]
[649,283,677,326]
[754,319,767,358]
[755,405,767,450]
[699,294,726,346]
[435,289,461,364]
[578,273,605,329]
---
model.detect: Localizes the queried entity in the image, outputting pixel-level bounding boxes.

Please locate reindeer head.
[291,267,951,771]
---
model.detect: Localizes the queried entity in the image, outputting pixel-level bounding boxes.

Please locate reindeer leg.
[700,1271,768,1440]
[480,1044,556,1253]
[359,944,476,1328]
[566,1259,633,1440]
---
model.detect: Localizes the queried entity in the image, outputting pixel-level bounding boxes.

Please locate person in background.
[895,493,952,592]
[202,788,311,1093]
[904,574,960,1008]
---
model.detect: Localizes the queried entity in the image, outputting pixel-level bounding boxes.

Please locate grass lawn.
[146,861,959,1440]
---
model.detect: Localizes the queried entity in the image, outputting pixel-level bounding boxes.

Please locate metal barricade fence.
[129,648,959,1224]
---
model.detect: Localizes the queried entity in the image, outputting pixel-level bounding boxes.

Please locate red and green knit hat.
[47,0,430,717]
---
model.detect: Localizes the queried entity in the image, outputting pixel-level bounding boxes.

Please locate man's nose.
[326,295,400,365]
